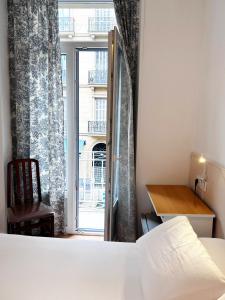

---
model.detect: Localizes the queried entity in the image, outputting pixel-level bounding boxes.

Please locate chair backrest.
[7,159,42,207]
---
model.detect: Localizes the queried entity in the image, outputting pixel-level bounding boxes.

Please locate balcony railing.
[88,121,106,135]
[88,17,114,33]
[88,70,107,85]
[79,151,106,209]
[59,17,75,32]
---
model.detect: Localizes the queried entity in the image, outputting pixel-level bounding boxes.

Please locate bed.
[200,238,225,275]
[0,234,142,300]
[0,217,225,300]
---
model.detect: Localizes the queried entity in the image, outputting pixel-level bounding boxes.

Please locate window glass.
[95,98,107,121]
[59,7,116,40]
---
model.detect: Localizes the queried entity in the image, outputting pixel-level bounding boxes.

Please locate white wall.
[0,0,11,232]
[136,0,204,215]
[194,0,225,167]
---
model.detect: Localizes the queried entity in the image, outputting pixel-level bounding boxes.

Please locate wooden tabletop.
[146,185,215,217]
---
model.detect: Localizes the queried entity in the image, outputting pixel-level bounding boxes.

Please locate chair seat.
[8,202,54,223]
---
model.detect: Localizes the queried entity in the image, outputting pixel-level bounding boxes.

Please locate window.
[88,50,108,85]
[59,8,70,18]
[96,51,107,70]
[92,143,106,185]
[58,9,74,32]
[59,7,116,39]
[95,98,107,122]
[89,9,114,32]
[59,2,116,232]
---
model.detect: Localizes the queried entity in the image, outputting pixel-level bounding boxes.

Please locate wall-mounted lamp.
[198,154,206,164]
[199,154,207,178]
[195,154,207,193]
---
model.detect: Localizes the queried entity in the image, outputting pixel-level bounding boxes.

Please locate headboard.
[189,152,225,238]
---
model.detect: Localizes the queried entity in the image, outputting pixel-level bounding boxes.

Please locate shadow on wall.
[189,152,225,239]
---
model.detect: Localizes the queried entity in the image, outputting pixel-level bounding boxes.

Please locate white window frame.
[61,41,107,234]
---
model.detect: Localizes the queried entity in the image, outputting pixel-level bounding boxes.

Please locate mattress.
[0,234,143,300]
[200,238,225,275]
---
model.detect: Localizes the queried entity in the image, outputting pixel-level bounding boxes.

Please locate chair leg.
[9,223,20,235]
[9,217,54,237]
[8,222,12,234]
[15,223,21,235]
[40,219,45,236]
[50,215,54,237]
[9,223,18,235]
[39,216,54,237]
[24,221,32,236]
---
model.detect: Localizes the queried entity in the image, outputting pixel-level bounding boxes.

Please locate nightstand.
[145,185,215,237]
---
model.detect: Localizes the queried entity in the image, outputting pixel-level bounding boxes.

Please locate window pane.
[59,7,116,40]
[95,98,106,121]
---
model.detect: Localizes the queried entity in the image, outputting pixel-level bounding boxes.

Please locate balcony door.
[76,48,107,232]
[104,28,124,241]
[59,2,117,235]
[60,42,108,234]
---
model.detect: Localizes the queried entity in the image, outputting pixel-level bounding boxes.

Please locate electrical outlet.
[201,180,207,192]
[197,177,207,193]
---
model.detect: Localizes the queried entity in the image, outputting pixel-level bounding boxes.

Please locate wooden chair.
[7,159,54,237]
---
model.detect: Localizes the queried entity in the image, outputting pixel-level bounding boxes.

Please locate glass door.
[59,3,117,235]
[76,48,108,232]
[105,28,123,241]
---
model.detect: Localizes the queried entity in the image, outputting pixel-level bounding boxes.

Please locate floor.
[79,209,104,230]
[59,234,104,241]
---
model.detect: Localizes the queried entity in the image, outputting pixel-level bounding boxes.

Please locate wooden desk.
[146,185,215,237]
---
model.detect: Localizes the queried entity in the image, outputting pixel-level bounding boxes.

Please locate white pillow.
[218,295,225,300]
[137,216,225,300]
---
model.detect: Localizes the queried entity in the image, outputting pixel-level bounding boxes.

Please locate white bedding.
[137,217,225,300]
[0,234,142,300]
[200,238,225,275]
[0,232,225,300]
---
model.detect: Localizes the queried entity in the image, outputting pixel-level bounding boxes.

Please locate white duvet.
[1,218,225,300]
[0,234,143,300]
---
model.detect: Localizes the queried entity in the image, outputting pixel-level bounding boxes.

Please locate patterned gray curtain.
[8,0,65,234]
[113,0,140,125]
[113,0,140,242]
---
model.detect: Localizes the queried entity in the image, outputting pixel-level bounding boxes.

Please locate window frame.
[61,42,108,233]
